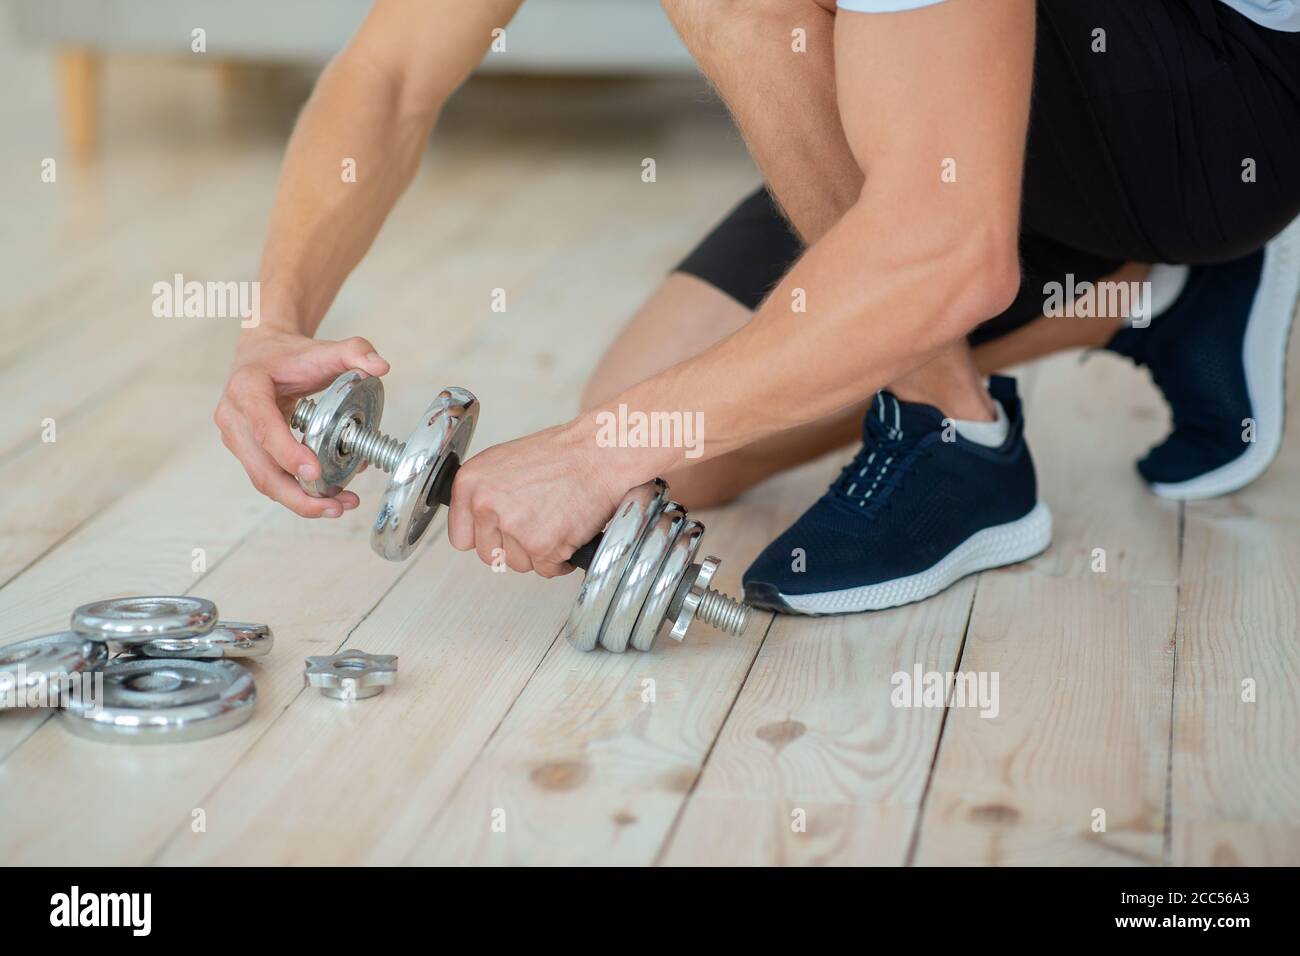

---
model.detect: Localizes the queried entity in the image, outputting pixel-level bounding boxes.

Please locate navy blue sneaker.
[743,376,1051,615]
[1106,215,1300,499]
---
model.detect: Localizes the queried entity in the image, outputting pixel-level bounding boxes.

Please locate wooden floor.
[2,49,1297,867]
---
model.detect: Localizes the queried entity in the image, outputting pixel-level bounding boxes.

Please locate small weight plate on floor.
[59,658,256,744]
[297,370,385,497]
[561,480,669,652]
[371,387,478,562]
[71,596,218,644]
[132,621,273,660]
[0,632,107,709]
[629,520,704,652]
[304,649,398,700]
[599,501,688,653]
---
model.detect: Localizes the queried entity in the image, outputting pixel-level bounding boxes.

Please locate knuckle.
[519,533,552,558]
[469,489,497,518]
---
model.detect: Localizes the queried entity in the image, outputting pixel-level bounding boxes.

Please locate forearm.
[255,52,438,335]
[581,195,1017,481]
[252,0,524,337]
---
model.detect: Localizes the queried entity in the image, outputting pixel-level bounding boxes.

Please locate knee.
[661,0,725,54]
[663,460,752,510]
[661,0,811,52]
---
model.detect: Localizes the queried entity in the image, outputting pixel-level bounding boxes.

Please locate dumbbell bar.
[291,371,477,562]
[291,371,751,652]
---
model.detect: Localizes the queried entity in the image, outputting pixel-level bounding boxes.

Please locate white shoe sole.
[778,502,1052,615]
[1150,216,1300,500]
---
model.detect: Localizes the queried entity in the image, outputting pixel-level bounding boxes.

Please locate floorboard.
[1,37,1296,866]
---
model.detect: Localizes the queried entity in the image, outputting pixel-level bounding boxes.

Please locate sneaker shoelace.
[831,406,930,520]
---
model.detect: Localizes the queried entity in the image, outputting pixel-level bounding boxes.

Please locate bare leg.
[973,262,1148,373]
[891,344,997,420]
[582,273,747,407]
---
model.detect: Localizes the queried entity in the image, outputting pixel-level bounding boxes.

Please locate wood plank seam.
[903,572,982,866]
[396,619,568,864]
[0,378,226,591]
[142,536,435,865]
[1161,500,1186,865]
[907,351,1182,866]
[651,609,778,866]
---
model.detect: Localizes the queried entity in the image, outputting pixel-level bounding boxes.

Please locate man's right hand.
[214,330,390,518]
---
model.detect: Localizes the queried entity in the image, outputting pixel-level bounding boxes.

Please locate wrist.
[563,409,684,494]
[233,310,309,367]
[248,276,316,336]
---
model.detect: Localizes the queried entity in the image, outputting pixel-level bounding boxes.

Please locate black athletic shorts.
[676,0,1300,345]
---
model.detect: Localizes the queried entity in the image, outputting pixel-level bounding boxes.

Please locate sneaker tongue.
[865,391,947,442]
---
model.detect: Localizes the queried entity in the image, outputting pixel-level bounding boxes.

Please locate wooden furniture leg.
[57,47,100,160]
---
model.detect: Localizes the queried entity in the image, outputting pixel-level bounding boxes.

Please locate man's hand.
[446,423,628,578]
[214,330,390,518]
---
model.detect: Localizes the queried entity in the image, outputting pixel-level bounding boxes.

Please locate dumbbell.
[291,372,752,652]
[290,370,477,561]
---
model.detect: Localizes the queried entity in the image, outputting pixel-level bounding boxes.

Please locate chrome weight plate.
[371,387,478,562]
[629,520,704,652]
[0,632,107,709]
[294,370,385,497]
[132,621,273,660]
[599,502,688,652]
[560,480,669,652]
[60,658,256,744]
[71,596,218,645]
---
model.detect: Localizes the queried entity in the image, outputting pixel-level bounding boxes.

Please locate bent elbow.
[927,223,1021,346]
[957,250,1022,336]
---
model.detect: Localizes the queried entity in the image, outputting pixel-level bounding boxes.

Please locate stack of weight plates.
[561,480,711,653]
[0,596,271,744]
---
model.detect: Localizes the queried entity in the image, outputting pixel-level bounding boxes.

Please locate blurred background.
[0,0,761,556]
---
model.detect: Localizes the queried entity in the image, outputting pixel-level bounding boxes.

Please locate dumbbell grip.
[429,455,601,572]
[567,536,602,572]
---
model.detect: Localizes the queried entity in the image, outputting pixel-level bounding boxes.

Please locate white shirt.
[836,0,1300,33]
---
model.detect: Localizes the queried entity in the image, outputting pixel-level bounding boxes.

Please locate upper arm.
[344,0,526,114]
[832,0,1034,243]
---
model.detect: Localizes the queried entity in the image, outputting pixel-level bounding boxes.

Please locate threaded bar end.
[695,589,750,635]
[346,427,405,473]
[291,398,317,432]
